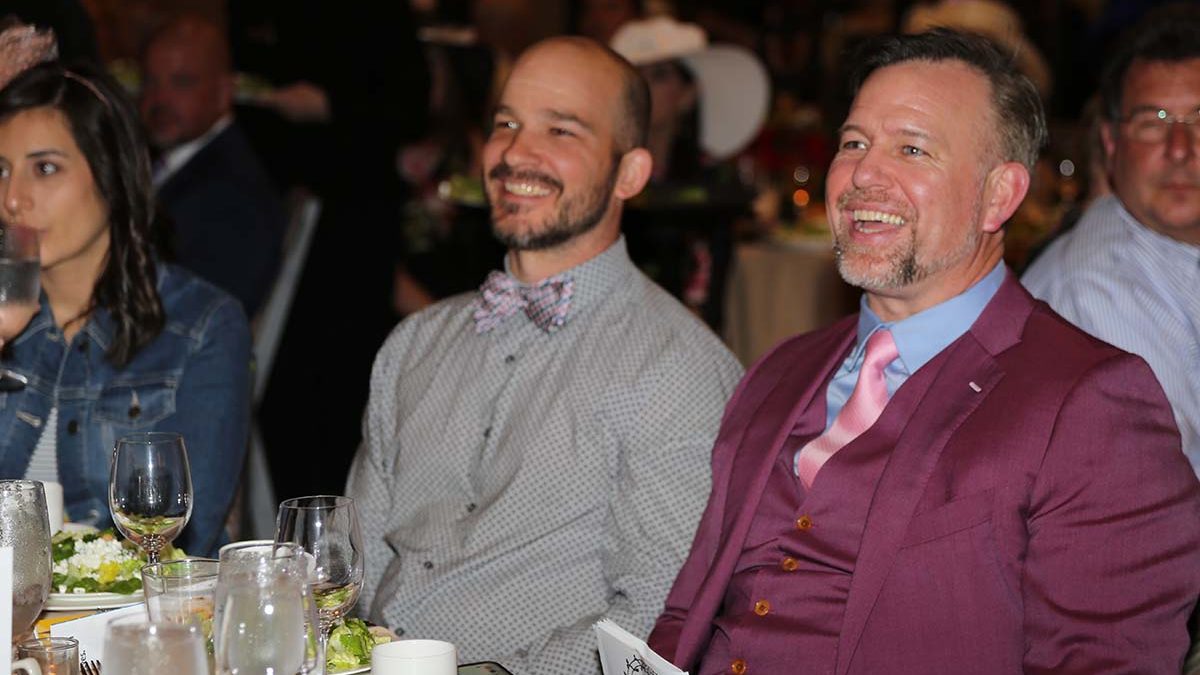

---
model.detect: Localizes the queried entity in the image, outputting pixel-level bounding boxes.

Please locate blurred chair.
[237,195,322,540]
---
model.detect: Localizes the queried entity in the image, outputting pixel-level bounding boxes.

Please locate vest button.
[753,599,770,616]
[780,557,798,572]
[795,515,813,531]
[730,659,747,674]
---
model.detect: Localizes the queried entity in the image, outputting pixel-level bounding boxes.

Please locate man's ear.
[613,147,652,201]
[1100,121,1118,173]
[980,161,1031,233]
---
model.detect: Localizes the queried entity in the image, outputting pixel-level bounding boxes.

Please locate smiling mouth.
[504,181,554,197]
[851,209,906,233]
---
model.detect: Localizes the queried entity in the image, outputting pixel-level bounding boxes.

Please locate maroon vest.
[698,363,940,675]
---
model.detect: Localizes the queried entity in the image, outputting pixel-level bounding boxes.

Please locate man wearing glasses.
[1023,3,1200,478]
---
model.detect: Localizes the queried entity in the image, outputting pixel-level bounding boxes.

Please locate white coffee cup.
[11,658,42,675]
[38,481,63,534]
[371,640,457,675]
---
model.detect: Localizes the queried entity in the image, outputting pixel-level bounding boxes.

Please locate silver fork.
[80,660,102,675]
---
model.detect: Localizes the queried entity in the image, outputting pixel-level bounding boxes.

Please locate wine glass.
[0,480,51,642]
[109,432,193,564]
[0,223,40,391]
[275,496,364,639]
[214,543,321,674]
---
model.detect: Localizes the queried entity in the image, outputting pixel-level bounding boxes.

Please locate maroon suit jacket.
[649,274,1200,674]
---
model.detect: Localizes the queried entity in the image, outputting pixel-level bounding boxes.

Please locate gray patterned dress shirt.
[346,237,743,674]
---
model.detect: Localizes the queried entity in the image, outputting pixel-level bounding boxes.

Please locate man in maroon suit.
[649,29,1200,675]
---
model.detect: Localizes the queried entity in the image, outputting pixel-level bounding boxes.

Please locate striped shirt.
[23,406,58,483]
[346,237,743,674]
[1022,195,1200,476]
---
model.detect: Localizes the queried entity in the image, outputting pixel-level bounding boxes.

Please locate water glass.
[0,223,40,392]
[15,636,79,675]
[103,617,209,675]
[214,548,320,674]
[371,640,457,675]
[0,480,51,641]
[142,558,220,643]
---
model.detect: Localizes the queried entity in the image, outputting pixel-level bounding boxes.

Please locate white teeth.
[852,209,905,226]
[504,181,552,197]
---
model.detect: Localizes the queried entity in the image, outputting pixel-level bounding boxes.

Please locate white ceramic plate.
[48,524,140,611]
[44,591,141,611]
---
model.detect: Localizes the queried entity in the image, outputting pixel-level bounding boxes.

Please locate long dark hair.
[0,61,163,365]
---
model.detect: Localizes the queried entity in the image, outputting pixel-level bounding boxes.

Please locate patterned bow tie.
[473,271,575,334]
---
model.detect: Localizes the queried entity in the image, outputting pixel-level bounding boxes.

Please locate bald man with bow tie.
[346,36,742,674]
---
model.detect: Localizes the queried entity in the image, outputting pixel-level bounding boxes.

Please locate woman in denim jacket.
[0,62,250,557]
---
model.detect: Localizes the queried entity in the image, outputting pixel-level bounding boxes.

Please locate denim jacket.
[0,263,251,557]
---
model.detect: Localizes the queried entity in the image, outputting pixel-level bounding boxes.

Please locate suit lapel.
[157,125,231,201]
[835,275,1031,675]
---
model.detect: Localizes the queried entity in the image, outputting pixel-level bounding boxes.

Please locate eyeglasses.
[1120,107,1200,143]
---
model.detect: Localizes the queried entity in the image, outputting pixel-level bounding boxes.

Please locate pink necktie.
[795,328,899,488]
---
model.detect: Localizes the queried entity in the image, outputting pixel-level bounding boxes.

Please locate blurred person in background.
[0,62,250,556]
[140,14,285,319]
[1023,2,1200,478]
[611,16,770,327]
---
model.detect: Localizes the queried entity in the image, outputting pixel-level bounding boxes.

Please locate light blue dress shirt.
[823,262,1006,428]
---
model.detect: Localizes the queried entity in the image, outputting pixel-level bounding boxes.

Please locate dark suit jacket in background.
[649,272,1200,674]
[157,121,286,318]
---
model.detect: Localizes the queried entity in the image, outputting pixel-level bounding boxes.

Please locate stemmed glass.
[0,480,51,642]
[0,223,40,391]
[109,432,193,564]
[275,496,364,640]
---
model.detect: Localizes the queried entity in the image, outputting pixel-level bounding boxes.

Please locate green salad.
[51,528,184,595]
[326,618,392,671]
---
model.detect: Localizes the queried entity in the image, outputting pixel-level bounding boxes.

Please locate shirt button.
[67,420,79,435]
[753,600,770,616]
[504,354,516,364]
[730,658,747,674]
[466,503,477,513]
[423,561,434,570]
[796,515,813,531]
[483,427,492,438]
[395,627,405,637]
[780,557,798,572]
